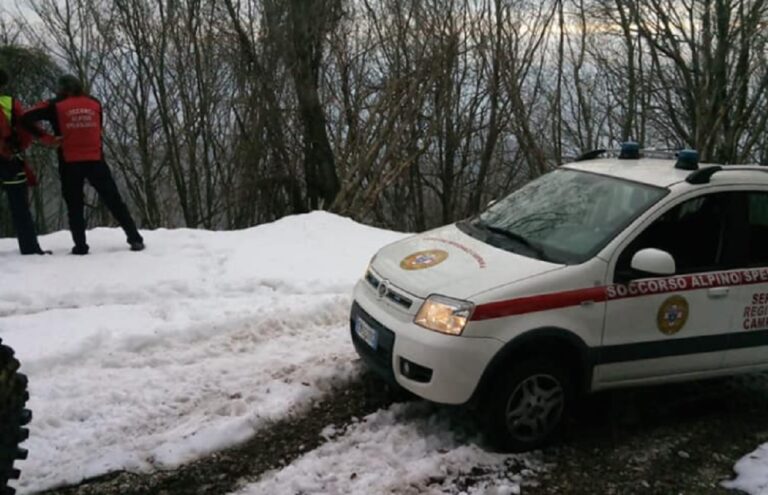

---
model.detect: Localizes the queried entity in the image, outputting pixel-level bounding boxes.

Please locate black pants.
[0,157,42,254]
[60,161,143,248]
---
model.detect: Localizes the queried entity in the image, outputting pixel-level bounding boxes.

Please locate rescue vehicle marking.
[423,237,487,268]
[743,292,768,330]
[63,108,97,130]
[656,296,689,335]
[472,267,768,321]
[400,249,449,270]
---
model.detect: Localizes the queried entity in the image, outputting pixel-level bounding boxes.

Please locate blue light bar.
[675,149,699,171]
[618,141,640,159]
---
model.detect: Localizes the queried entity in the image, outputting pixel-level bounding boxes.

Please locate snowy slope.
[0,212,403,493]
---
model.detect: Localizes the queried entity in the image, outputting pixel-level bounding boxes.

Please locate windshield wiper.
[473,221,552,262]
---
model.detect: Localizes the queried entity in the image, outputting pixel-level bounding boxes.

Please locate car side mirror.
[630,248,676,277]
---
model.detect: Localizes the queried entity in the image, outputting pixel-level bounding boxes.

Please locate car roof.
[563,158,768,188]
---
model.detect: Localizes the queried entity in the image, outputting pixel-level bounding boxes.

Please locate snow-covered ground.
[4,211,754,495]
[1,212,403,493]
[236,401,544,495]
[0,210,549,495]
[723,443,768,495]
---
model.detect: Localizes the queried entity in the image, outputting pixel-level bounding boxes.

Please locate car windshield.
[460,169,667,264]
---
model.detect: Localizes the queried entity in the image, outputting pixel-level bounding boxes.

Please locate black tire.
[483,358,572,453]
[0,338,31,495]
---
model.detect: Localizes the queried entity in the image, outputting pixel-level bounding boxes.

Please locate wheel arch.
[470,327,595,403]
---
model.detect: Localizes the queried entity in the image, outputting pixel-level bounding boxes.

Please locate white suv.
[350,145,768,451]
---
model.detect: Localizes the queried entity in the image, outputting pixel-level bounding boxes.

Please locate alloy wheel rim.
[505,373,564,442]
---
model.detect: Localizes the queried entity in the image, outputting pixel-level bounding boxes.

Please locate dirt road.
[44,371,767,495]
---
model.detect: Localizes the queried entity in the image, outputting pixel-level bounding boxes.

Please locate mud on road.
[530,373,768,494]
[44,370,767,495]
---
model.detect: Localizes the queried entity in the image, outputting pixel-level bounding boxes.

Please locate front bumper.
[350,280,503,404]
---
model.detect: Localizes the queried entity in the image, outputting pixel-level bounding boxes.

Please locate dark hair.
[57,74,84,96]
[0,68,8,88]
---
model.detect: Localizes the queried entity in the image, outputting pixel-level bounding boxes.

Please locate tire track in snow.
[41,374,408,495]
[11,294,362,493]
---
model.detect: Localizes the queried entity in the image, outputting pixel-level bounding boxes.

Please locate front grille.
[350,302,396,383]
[364,270,413,310]
[365,271,380,289]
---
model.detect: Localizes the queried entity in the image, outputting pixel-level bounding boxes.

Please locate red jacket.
[22,94,103,163]
[0,96,46,158]
[1,95,55,186]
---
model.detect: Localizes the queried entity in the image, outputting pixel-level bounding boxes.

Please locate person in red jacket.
[22,75,144,255]
[0,68,56,255]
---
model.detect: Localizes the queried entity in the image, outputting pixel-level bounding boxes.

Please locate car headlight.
[414,295,474,336]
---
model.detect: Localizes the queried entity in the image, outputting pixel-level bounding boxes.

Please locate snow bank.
[724,443,768,495]
[0,212,404,493]
[237,402,545,495]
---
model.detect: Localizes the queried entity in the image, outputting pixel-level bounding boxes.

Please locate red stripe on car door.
[469,266,768,321]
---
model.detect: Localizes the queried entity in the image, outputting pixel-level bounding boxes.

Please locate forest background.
[1,0,767,236]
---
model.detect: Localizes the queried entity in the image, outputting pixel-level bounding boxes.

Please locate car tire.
[0,338,31,495]
[484,358,572,453]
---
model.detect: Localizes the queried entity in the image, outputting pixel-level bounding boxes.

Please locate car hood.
[370,223,563,300]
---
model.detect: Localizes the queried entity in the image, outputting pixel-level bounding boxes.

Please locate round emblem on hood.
[400,249,449,271]
[377,279,389,298]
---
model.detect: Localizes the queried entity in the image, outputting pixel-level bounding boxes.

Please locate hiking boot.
[21,248,52,255]
[71,244,89,255]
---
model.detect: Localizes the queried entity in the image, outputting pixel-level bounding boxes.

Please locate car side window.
[616,193,735,277]
[747,192,768,266]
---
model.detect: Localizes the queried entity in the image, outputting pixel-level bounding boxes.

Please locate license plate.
[355,317,378,350]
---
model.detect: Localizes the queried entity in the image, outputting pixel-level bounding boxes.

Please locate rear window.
[747,192,768,266]
[749,193,768,227]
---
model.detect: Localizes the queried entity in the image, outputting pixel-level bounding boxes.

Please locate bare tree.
[6,0,768,238]
[627,0,768,161]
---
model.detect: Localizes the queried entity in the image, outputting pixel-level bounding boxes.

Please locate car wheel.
[0,338,31,495]
[484,358,571,452]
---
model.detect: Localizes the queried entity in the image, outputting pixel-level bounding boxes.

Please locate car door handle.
[707,287,730,299]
